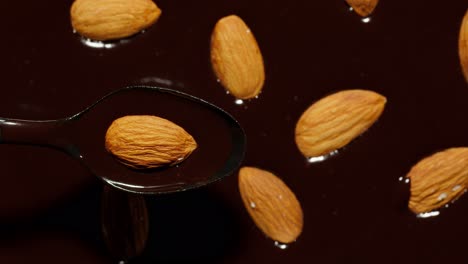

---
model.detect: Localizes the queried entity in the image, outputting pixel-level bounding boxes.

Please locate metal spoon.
[0,86,246,194]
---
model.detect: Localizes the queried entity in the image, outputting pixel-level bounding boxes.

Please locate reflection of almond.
[101,185,149,259]
[238,167,303,244]
[71,0,162,41]
[105,115,197,169]
[346,0,379,17]
[407,147,468,214]
[295,89,386,158]
[459,9,468,82]
[211,15,265,99]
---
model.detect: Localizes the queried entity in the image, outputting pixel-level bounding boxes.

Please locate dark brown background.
[0,0,467,263]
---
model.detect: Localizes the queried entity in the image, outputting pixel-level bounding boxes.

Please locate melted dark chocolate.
[0,0,467,263]
[1,86,244,194]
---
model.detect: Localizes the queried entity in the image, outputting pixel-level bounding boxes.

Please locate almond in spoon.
[105,115,197,169]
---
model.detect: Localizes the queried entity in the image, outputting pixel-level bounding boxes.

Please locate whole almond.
[295,89,386,158]
[238,167,303,243]
[71,0,162,41]
[105,115,197,169]
[346,0,379,17]
[407,147,468,214]
[211,15,265,100]
[459,9,468,82]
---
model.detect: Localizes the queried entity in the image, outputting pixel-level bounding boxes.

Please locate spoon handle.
[0,118,70,151]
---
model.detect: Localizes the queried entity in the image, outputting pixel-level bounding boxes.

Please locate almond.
[459,9,468,82]
[295,89,386,158]
[210,15,265,99]
[346,0,379,17]
[105,115,197,169]
[238,167,303,243]
[407,147,468,214]
[70,0,162,41]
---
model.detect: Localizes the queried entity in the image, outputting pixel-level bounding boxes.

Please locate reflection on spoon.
[101,185,149,262]
[0,86,246,194]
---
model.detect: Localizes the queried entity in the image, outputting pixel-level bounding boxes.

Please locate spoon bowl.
[0,86,246,194]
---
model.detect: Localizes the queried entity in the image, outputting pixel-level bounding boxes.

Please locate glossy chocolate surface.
[0,0,467,263]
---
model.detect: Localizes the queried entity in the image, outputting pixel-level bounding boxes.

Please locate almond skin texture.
[105,115,197,169]
[211,15,265,99]
[295,89,386,158]
[346,0,379,17]
[238,167,303,243]
[71,0,162,41]
[459,9,468,82]
[407,147,468,214]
